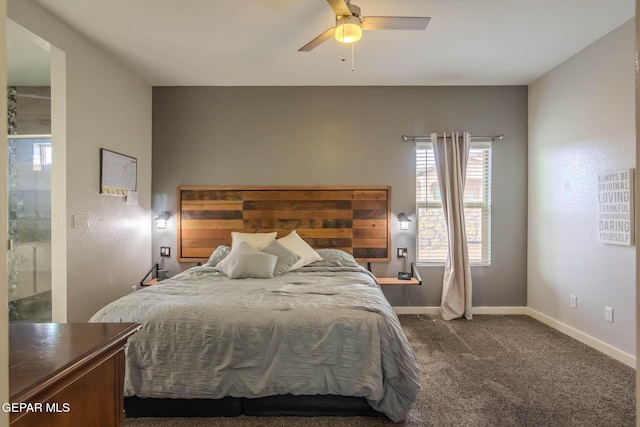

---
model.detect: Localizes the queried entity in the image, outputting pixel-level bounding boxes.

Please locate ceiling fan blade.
[298,27,336,52]
[326,0,351,16]
[361,16,431,31]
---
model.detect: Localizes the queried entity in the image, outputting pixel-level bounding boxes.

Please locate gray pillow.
[262,240,301,276]
[205,245,231,267]
[312,249,361,268]
[215,241,277,279]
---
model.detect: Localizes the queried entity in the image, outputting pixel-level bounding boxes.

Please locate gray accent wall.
[152,86,527,307]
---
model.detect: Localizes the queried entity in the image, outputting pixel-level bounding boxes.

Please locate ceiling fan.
[298,0,430,52]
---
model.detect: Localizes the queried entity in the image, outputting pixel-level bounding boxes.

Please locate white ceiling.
[19,0,637,86]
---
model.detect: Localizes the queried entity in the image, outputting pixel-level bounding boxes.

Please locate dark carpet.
[124,315,635,427]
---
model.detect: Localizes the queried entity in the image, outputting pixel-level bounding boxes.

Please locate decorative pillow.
[262,240,301,276]
[277,230,323,271]
[231,231,277,250]
[312,248,360,268]
[216,241,277,279]
[205,245,231,267]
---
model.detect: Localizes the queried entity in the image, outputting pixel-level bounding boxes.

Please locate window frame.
[415,141,492,266]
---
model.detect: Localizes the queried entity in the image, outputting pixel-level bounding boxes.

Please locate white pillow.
[231,231,277,251]
[277,230,322,271]
[216,241,277,279]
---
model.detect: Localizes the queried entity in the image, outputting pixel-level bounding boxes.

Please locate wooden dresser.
[9,323,140,427]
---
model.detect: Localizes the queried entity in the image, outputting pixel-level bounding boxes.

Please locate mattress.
[90,251,420,421]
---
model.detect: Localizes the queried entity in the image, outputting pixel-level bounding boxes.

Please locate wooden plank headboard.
[177,186,391,263]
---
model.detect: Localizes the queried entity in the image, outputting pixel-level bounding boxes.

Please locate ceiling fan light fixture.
[298,1,429,53]
[335,15,362,43]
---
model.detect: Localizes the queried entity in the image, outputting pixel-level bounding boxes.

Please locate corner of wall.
[634,0,640,419]
[51,45,67,322]
[1,1,10,424]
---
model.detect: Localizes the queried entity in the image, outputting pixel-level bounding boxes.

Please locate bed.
[89,186,420,422]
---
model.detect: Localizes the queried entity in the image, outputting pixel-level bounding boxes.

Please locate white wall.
[635,0,640,419]
[1,2,9,425]
[529,19,635,357]
[8,0,152,321]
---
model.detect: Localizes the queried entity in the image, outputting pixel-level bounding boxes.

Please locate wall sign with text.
[597,168,634,246]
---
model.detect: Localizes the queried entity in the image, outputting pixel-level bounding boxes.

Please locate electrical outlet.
[131,285,137,292]
[160,246,171,257]
[397,248,407,258]
[569,295,577,309]
[605,306,614,322]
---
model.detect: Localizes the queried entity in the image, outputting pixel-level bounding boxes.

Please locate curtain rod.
[401,133,505,142]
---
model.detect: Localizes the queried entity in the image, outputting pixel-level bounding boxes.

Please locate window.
[33,142,52,171]
[416,142,492,264]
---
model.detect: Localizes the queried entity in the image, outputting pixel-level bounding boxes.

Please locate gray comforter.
[90,263,420,421]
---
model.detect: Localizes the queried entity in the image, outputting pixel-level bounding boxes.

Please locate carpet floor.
[123,314,635,427]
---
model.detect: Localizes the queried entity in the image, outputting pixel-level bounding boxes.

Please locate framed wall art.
[100,148,137,196]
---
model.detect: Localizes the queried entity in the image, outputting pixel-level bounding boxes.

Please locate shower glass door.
[8,135,52,322]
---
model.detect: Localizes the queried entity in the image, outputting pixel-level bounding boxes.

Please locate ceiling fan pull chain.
[351,42,355,72]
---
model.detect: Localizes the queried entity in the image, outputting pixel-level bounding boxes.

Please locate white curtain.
[431,132,473,320]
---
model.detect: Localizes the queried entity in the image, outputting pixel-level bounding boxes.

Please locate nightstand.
[142,278,158,286]
[375,262,422,286]
[377,276,421,286]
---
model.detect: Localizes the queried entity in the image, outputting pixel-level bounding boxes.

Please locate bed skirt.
[124,395,385,418]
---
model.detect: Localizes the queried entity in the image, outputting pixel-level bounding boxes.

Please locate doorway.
[7,20,53,322]
[8,134,52,321]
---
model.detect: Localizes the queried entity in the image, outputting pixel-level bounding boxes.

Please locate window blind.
[416,142,492,264]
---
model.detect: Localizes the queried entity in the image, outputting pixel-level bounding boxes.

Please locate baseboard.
[392,306,529,315]
[392,306,636,369]
[473,306,529,315]
[526,308,636,369]
[393,306,440,315]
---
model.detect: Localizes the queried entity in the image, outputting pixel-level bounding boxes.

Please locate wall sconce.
[398,212,411,230]
[155,211,171,229]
